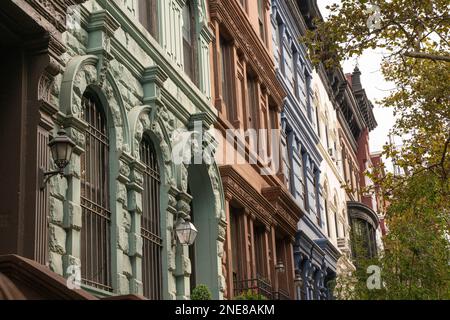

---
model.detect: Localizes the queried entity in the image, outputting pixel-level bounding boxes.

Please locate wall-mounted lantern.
[174,216,198,246]
[294,270,303,288]
[294,270,304,300]
[39,128,75,190]
[275,260,286,273]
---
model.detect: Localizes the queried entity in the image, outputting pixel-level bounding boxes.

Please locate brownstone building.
[208,0,300,299]
[0,0,96,299]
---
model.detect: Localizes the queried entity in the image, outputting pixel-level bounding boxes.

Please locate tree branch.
[403,51,450,62]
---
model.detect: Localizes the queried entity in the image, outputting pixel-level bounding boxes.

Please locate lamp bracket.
[39,167,69,190]
[171,213,182,246]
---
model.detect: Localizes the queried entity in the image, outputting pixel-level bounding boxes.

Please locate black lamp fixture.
[39,128,76,189]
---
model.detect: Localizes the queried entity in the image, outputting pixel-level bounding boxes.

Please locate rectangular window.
[334,212,339,239]
[305,71,312,119]
[257,0,266,43]
[138,0,158,41]
[237,64,246,129]
[254,225,266,278]
[315,105,321,137]
[230,207,245,284]
[293,51,299,98]
[182,1,197,84]
[273,20,283,70]
[284,48,293,88]
[313,173,321,225]
[239,0,247,11]
[293,150,306,206]
[283,131,292,193]
[325,201,330,237]
[269,105,278,130]
[325,124,330,149]
[220,36,233,114]
[342,149,348,181]
[246,75,259,130]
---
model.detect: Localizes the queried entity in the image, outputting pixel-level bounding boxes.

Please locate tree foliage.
[335,172,450,299]
[304,0,450,299]
[305,0,449,65]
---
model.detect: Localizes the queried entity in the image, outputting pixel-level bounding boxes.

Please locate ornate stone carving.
[26,0,88,33]
[128,105,176,188]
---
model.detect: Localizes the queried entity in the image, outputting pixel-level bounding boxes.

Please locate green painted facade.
[47,0,226,299]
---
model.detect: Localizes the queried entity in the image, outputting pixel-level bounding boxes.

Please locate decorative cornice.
[141,65,169,88]
[347,201,380,229]
[26,0,88,32]
[219,166,274,228]
[262,185,302,236]
[86,9,120,35]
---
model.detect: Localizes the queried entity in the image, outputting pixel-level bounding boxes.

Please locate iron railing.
[234,276,273,299]
[273,288,291,300]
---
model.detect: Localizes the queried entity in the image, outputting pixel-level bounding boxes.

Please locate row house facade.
[0,0,383,300]
[208,0,301,300]
[348,68,384,259]
[0,0,228,300]
[271,0,342,300]
[328,65,382,263]
[297,0,383,290]
[311,65,355,283]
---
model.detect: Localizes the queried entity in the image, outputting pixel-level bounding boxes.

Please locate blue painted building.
[270,0,340,299]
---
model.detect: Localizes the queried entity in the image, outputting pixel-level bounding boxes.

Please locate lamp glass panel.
[56,142,68,162]
[50,143,58,164]
[176,227,188,244]
[65,143,74,163]
[175,221,198,245]
[187,222,198,245]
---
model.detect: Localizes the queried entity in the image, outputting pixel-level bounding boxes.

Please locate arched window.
[80,90,112,292]
[139,0,159,41]
[182,0,197,84]
[140,134,163,299]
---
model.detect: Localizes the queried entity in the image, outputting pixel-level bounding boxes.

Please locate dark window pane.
[183,1,197,83]
[139,0,159,41]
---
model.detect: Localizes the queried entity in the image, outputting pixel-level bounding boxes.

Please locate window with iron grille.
[140,134,163,299]
[80,91,112,292]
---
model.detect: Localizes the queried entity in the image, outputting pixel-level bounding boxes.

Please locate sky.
[317,0,396,154]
